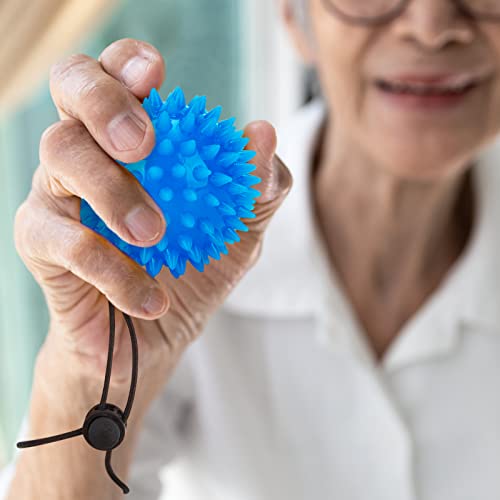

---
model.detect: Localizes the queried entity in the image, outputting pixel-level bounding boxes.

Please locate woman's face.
[288,0,500,180]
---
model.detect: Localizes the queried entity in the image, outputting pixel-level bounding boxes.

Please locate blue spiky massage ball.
[80,87,261,279]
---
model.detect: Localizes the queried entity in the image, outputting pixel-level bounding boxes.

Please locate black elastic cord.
[17,299,140,496]
[17,428,83,448]
[100,300,116,407]
[100,301,138,422]
[106,450,130,494]
[101,300,139,494]
[122,311,138,423]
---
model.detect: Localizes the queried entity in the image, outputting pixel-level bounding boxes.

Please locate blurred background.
[0,0,311,471]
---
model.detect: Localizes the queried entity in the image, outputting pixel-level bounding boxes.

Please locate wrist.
[31,314,173,430]
[27,346,148,448]
[31,329,147,425]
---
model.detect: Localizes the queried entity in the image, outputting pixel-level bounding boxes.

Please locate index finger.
[49,40,165,164]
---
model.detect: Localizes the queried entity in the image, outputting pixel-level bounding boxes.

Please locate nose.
[392,0,474,50]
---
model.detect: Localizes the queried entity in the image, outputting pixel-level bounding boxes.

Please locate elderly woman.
[2,0,500,498]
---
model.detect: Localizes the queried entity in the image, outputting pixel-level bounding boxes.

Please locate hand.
[14,38,293,409]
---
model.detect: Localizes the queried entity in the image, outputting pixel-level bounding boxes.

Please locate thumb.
[242,121,293,234]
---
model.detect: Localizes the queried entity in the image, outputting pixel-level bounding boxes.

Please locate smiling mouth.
[374,76,484,97]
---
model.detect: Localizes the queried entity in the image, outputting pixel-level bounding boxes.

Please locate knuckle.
[39,121,65,156]
[49,53,94,88]
[119,266,143,298]
[64,227,136,293]
[78,84,136,140]
[39,120,86,165]
[65,228,100,270]
[31,164,44,191]
[30,167,52,209]
[13,199,45,269]
[77,78,120,112]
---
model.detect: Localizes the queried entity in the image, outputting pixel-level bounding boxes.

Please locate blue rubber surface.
[80,87,261,278]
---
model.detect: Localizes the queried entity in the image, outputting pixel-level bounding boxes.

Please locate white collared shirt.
[3,99,500,500]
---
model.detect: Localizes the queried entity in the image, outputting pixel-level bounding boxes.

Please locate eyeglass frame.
[321,0,500,26]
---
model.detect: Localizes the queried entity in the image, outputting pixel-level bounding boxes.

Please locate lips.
[374,73,487,97]
[376,79,477,96]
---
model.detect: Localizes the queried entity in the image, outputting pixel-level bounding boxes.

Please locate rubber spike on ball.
[80,87,261,279]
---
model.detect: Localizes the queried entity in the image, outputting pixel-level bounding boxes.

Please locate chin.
[371,138,479,182]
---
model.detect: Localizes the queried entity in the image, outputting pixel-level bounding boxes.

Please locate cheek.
[309,0,378,126]
[478,26,500,135]
[482,25,500,55]
[312,24,372,123]
[363,87,500,180]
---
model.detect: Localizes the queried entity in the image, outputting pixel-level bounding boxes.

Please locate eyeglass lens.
[326,0,500,21]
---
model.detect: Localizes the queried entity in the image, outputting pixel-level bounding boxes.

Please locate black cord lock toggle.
[16,301,139,495]
[83,403,126,451]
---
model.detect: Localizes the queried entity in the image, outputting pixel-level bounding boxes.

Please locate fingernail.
[108,112,146,151]
[122,56,151,88]
[143,287,167,315]
[126,205,162,242]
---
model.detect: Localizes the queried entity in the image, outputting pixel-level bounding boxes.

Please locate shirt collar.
[447,135,500,330]
[380,143,500,370]
[223,98,500,342]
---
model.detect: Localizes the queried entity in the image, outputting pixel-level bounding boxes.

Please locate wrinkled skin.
[14,38,292,408]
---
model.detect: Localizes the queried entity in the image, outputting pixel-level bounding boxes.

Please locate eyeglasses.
[321,0,500,25]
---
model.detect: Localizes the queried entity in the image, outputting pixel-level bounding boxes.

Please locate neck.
[312,117,475,360]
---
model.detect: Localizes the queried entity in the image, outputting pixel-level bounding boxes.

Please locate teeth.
[378,79,475,95]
